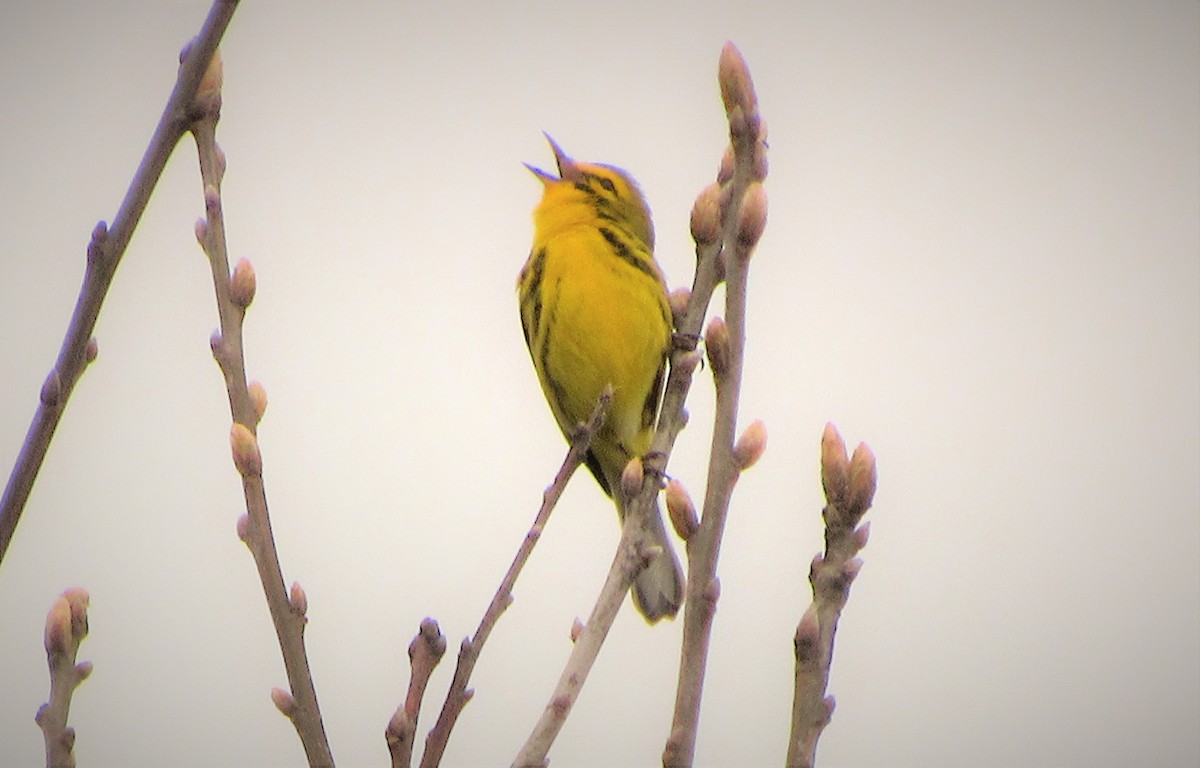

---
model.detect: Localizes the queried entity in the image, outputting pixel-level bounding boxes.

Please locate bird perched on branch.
[517,135,684,623]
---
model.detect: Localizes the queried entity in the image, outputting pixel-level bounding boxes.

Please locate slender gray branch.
[664,41,770,768]
[0,0,240,566]
[419,389,611,768]
[190,52,334,767]
[34,588,92,768]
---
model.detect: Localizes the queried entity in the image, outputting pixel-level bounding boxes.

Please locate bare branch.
[786,425,877,768]
[0,0,239,567]
[417,389,611,768]
[190,52,333,767]
[664,41,770,768]
[510,470,659,768]
[388,619,448,768]
[35,588,92,768]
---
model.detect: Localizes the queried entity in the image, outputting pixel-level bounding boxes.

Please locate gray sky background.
[1,2,1197,766]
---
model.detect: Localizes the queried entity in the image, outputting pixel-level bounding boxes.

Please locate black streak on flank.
[598,227,657,280]
[520,247,547,348]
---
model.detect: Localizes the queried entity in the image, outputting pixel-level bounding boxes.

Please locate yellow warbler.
[517,135,685,623]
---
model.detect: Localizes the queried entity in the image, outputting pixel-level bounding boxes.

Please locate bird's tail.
[629,498,685,623]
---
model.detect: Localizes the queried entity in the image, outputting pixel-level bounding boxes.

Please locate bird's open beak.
[525,132,583,184]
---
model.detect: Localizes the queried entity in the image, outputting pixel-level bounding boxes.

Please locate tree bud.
[718,42,758,120]
[289,582,308,617]
[229,422,262,478]
[620,456,644,499]
[736,183,768,253]
[44,597,72,656]
[820,423,849,509]
[690,183,722,247]
[705,316,731,378]
[230,258,256,309]
[270,687,297,718]
[669,287,691,327]
[847,442,877,519]
[248,381,268,424]
[732,419,767,470]
[665,479,698,541]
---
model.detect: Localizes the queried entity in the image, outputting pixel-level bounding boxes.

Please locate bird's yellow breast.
[533,227,668,457]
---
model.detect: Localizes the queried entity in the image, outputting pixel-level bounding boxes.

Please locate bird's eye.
[597,177,618,196]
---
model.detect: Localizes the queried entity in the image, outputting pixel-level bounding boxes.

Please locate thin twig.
[417,388,612,768]
[387,619,448,768]
[189,54,334,767]
[0,0,238,568]
[34,588,92,768]
[664,42,769,768]
[786,425,876,768]
[510,469,661,768]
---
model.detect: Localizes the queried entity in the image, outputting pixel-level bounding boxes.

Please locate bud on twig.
[209,331,226,363]
[40,369,62,407]
[669,287,692,327]
[570,618,584,643]
[236,513,250,543]
[289,582,308,617]
[846,442,877,520]
[87,221,109,267]
[854,521,871,551]
[702,577,721,606]
[230,258,256,309]
[690,183,722,247]
[229,422,262,478]
[705,317,731,380]
[794,603,820,664]
[732,419,768,470]
[270,687,297,718]
[44,597,72,656]
[665,479,698,541]
[718,42,758,121]
[736,183,768,253]
[620,457,644,499]
[409,618,447,665]
[820,423,849,509]
[43,588,90,657]
[248,381,268,424]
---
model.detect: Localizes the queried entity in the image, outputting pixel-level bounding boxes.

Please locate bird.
[517,134,685,623]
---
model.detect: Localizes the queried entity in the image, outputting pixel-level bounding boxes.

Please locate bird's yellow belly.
[538,238,667,457]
